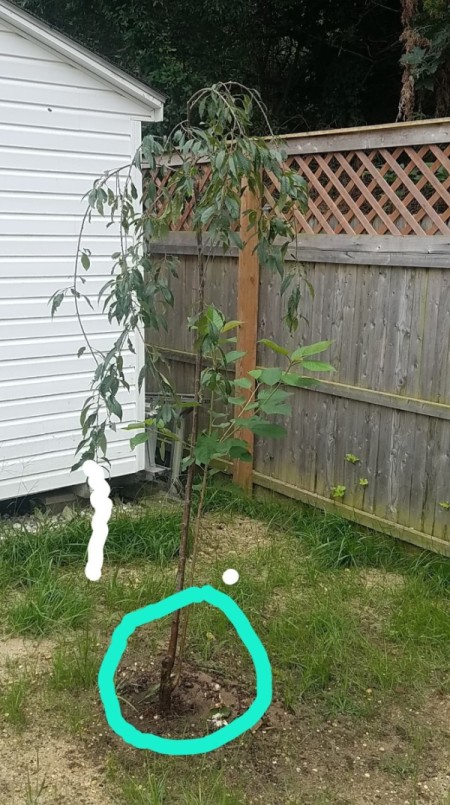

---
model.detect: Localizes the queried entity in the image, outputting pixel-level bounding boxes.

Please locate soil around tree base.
[117,656,271,740]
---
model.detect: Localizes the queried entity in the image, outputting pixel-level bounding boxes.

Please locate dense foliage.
[399,0,450,118]
[15,0,407,131]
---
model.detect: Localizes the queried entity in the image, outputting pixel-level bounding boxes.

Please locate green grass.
[203,483,450,582]
[115,765,244,805]
[102,567,174,616]
[118,769,168,805]
[0,508,181,589]
[6,573,92,635]
[0,484,449,803]
[51,628,100,691]
[0,662,29,728]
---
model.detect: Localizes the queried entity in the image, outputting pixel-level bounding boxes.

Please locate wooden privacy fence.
[147,118,450,557]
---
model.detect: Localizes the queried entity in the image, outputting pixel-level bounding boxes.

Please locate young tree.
[52,83,334,712]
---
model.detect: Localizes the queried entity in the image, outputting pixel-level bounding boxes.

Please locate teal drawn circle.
[98,585,272,756]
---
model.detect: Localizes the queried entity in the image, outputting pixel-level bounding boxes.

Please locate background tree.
[15,0,403,132]
[399,0,450,119]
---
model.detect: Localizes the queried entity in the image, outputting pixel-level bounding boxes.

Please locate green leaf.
[281,373,320,389]
[331,485,346,500]
[50,292,64,317]
[259,401,291,416]
[225,350,246,365]
[81,252,91,270]
[130,432,150,450]
[98,431,107,456]
[234,417,286,438]
[291,341,333,362]
[302,360,334,373]
[259,339,289,357]
[233,377,252,389]
[222,439,252,462]
[221,320,242,334]
[259,367,283,386]
[194,433,223,466]
[77,346,86,358]
[108,397,123,420]
[257,390,292,416]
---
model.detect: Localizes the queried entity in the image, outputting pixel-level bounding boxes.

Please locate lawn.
[0,485,449,804]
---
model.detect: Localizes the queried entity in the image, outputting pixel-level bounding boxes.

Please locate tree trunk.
[159,224,205,712]
[397,0,420,121]
[435,58,450,117]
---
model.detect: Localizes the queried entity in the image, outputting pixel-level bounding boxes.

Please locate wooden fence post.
[233,180,260,492]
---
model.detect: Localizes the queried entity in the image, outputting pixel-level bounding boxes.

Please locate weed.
[182,775,244,805]
[0,508,181,590]
[51,628,100,691]
[24,753,48,804]
[0,663,28,728]
[102,568,174,616]
[119,769,167,804]
[7,574,92,635]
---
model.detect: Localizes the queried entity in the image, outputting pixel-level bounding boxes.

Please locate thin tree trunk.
[435,58,450,117]
[173,463,209,689]
[397,0,426,121]
[159,220,206,712]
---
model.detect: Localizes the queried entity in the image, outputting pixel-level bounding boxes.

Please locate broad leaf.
[259,367,283,386]
[234,417,286,438]
[130,432,150,450]
[221,320,242,333]
[302,360,334,372]
[233,377,252,390]
[291,340,333,362]
[282,372,320,389]
[225,350,247,365]
[259,339,289,357]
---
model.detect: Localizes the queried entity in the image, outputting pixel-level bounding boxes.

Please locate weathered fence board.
[146,118,450,556]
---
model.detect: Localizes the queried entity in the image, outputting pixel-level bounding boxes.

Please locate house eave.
[0,0,166,113]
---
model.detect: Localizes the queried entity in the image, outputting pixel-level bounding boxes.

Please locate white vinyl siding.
[0,19,152,501]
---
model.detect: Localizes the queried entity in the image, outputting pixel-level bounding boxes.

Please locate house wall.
[0,18,150,501]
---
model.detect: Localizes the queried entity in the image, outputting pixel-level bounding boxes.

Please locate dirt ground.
[0,636,448,803]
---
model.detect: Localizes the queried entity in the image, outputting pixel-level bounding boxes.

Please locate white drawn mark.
[83,460,113,582]
[222,568,240,586]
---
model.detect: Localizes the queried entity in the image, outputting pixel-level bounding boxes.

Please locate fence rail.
[146,118,450,557]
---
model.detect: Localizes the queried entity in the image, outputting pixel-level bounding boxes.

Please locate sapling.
[52,83,334,711]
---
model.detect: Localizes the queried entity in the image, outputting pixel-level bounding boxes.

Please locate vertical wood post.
[233,180,260,492]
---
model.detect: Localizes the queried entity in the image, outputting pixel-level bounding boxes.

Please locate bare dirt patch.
[359,568,405,591]
[0,636,112,804]
[0,636,54,682]
[197,514,271,561]
[0,729,111,805]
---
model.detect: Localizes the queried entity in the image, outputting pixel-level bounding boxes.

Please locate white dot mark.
[222,568,240,586]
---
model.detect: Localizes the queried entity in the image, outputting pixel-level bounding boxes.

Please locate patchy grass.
[0,507,181,590]
[0,485,449,803]
[6,573,92,636]
[50,628,101,691]
[0,661,29,728]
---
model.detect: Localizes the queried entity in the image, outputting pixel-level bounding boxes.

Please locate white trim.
[0,0,165,113]
[131,119,146,472]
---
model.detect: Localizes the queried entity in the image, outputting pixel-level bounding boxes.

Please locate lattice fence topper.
[146,142,450,236]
